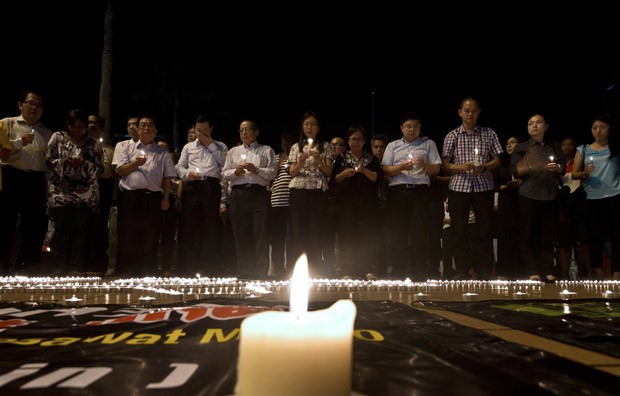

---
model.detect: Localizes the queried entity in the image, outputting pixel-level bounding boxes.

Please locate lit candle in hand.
[305,138,313,153]
[240,154,247,173]
[589,156,594,166]
[235,254,357,396]
[548,155,555,163]
[473,148,479,166]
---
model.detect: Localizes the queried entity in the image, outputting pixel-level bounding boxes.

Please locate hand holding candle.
[235,254,357,396]
[136,150,147,166]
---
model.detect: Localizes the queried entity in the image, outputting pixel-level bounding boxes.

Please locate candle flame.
[290,254,309,319]
[474,148,479,154]
[241,154,247,161]
[549,155,554,162]
[140,150,146,156]
[307,138,313,146]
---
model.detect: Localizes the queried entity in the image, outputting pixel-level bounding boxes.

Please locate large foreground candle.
[235,255,357,396]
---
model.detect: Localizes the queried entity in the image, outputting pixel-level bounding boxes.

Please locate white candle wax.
[473,148,479,165]
[235,255,357,396]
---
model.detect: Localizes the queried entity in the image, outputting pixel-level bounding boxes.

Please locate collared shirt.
[382,136,442,186]
[442,124,503,193]
[222,141,277,187]
[511,138,566,201]
[0,116,52,172]
[288,141,333,191]
[112,140,177,192]
[112,138,138,167]
[0,121,14,190]
[176,139,228,181]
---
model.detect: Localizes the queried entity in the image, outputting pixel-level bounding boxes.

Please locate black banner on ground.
[0,299,618,395]
[432,299,620,358]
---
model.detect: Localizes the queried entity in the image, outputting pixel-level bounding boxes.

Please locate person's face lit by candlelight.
[371,136,387,161]
[239,120,259,146]
[127,117,140,141]
[400,118,421,142]
[67,118,86,140]
[302,116,319,141]
[18,92,44,126]
[330,137,346,157]
[591,119,610,146]
[138,117,157,145]
[505,136,519,156]
[458,99,480,131]
[527,114,548,142]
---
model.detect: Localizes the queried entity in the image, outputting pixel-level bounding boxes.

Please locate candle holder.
[512,292,529,300]
[138,296,155,307]
[602,290,618,299]
[413,293,430,302]
[462,293,478,301]
[65,295,83,307]
[559,290,577,300]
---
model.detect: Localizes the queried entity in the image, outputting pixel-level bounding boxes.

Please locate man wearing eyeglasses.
[0,90,52,275]
[113,116,177,276]
[222,120,277,279]
[330,137,346,158]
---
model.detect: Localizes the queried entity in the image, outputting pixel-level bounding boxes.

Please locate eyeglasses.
[22,100,42,109]
[139,123,155,129]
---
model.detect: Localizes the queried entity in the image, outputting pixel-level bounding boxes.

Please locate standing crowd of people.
[0,91,618,281]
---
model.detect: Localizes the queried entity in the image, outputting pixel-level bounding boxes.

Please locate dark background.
[2,1,618,152]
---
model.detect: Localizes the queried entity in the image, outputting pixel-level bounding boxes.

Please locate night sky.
[2,1,618,152]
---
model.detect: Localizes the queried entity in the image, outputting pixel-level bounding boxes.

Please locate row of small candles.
[1,255,619,395]
[1,277,619,305]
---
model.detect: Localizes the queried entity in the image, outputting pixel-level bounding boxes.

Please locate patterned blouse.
[288,141,333,191]
[46,131,103,212]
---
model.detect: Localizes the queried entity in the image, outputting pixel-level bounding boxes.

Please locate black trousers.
[116,190,162,276]
[178,181,221,276]
[0,166,47,273]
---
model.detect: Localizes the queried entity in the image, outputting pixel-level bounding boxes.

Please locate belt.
[232,183,266,191]
[191,176,220,184]
[126,189,161,194]
[391,184,428,189]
